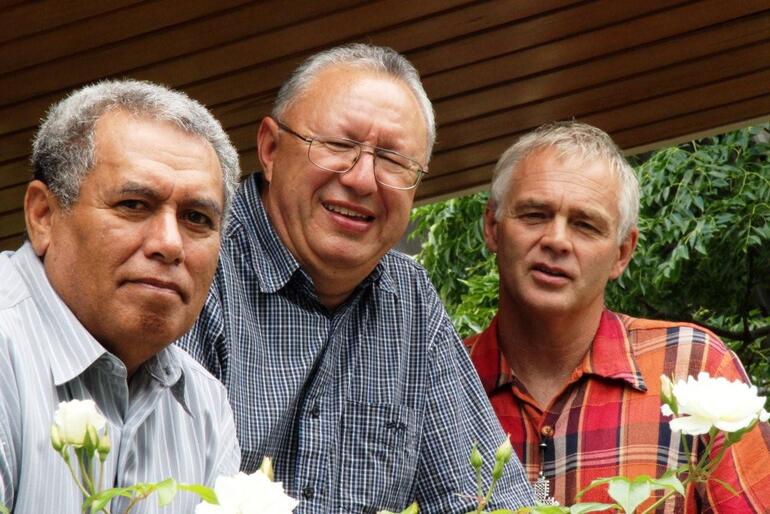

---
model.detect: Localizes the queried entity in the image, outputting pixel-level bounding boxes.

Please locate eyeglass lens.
[308,138,419,189]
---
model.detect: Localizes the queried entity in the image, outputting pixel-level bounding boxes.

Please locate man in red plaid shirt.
[466,121,770,512]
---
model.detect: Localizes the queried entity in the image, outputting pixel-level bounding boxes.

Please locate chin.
[135,312,189,344]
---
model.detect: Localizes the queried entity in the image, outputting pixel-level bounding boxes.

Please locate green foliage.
[410,193,498,336]
[609,126,770,384]
[411,124,770,387]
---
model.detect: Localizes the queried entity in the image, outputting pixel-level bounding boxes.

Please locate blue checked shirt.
[178,175,535,513]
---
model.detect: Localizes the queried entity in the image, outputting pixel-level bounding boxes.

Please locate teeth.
[324,203,370,220]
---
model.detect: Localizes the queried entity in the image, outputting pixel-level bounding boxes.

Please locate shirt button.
[541,425,555,438]
[309,405,320,418]
[302,485,315,499]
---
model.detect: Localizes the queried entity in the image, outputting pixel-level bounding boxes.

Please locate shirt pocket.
[338,401,420,512]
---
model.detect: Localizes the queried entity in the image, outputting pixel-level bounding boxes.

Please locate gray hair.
[32,79,240,216]
[489,121,640,242]
[272,43,436,161]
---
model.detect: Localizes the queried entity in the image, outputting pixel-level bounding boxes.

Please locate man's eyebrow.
[512,198,552,210]
[116,182,160,199]
[116,181,223,217]
[185,197,223,217]
[570,206,610,224]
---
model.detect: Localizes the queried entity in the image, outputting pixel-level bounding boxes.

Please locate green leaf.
[607,477,652,514]
[86,487,134,512]
[569,503,618,513]
[155,478,178,506]
[710,477,738,495]
[650,469,685,496]
[178,483,218,504]
[575,477,614,499]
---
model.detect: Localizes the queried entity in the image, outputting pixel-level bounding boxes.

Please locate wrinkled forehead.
[284,66,429,159]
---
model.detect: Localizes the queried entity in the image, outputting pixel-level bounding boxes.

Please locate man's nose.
[540,218,571,255]
[144,211,184,265]
[339,149,379,195]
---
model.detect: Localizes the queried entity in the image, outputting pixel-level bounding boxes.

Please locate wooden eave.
[1,0,770,249]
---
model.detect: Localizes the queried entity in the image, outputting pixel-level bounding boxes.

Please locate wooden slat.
[435,36,770,152]
[0,1,141,43]
[0,183,25,214]
[426,66,770,178]
[0,158,30,189]
[0,0,373,106]
[432,4,770,124]
[411,0,692,77]
[0,0,255,75]
[586,69,770,132]
[417,94,770,202]
[0,234,23,252]
[616,95,770,151]
[0,0,468,135]
[0,209,23,239]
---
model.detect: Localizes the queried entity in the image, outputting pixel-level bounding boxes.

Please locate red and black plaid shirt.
[466,309,770,512]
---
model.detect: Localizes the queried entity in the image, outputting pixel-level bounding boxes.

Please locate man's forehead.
[516,148,615,185]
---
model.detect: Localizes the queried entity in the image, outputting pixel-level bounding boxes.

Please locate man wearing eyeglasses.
[178,44,535,513]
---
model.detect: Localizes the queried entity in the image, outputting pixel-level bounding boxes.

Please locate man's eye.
[519,212,546,221]
[321,140,356,153]
[184,210,214,228]
[575,220,599,232]
[118,199,148,211]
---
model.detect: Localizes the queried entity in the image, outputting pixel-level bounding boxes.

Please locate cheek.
[381,190,413,230]
[187,238,221,274]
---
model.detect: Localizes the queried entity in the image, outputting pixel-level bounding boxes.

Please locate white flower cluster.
[196,470,298,514]
[661,372,770,435]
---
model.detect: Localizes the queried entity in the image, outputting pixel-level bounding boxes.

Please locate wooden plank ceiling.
[2,0,770,251]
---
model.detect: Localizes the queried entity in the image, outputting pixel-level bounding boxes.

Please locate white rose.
[662,372,770,435]
[52,399,106,446]
[196,471,299,514]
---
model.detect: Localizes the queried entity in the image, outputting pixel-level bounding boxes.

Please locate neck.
[311,270,365,310]
[496,295,603,407]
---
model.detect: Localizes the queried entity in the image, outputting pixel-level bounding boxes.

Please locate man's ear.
[257,116,280,183]
[24,180,59,257]
[483,202,499,253]
[609,226,639,280]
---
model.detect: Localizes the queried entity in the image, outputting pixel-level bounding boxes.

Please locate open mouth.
[323,202,374,222]
[532,264,569,279]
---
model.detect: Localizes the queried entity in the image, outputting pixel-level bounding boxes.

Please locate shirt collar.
[14,242,188,397]
[14,242,106,385]
[582,309,647,391]
[468,309,647,394]
[230,175,301,293]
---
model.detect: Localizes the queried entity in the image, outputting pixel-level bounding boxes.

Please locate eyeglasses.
[275,120,428,190]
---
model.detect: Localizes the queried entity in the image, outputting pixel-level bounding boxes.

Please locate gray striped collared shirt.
[0,243,240,513]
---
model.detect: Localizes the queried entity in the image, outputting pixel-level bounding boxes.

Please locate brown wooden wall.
[2,0,770,250]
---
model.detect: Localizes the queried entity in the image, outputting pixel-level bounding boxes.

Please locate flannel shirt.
[466,309,770,512]
[178,174,535,514]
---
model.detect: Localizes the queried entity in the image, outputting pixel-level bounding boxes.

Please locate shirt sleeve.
[702,344,770,512]
[0,329,18,509]
[207,383,241,483]
[414,317,535,513]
